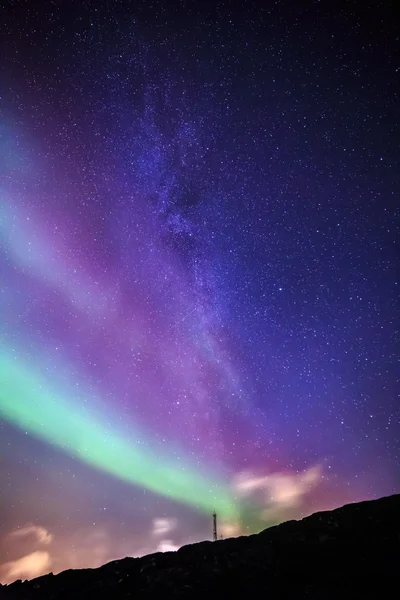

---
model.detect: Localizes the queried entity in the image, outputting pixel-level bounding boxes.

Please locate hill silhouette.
[1,493,399,599]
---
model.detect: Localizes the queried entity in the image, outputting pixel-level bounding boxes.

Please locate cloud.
[151,518,179,553]
[233,464,322,521]
[1,551,51,583]
[152,518,177,536]
[10,525,53,545]
[156,540,179,553]
[45,527,115,575]
[218,521,241,538]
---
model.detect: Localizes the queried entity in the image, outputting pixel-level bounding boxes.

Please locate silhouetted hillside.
[1,494,399,599]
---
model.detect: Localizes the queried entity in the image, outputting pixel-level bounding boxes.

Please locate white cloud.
[156,540,179,553]
[1,551,51,583]
[151,518,179,553]
[233,464,322,520]
[152,518,177,537]
[219,521,241,538]
[10,525,53,545]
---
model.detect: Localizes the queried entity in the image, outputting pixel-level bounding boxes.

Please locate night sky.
[0,0,398,583]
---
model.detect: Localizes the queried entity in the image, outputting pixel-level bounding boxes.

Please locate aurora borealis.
[1,0,399,584]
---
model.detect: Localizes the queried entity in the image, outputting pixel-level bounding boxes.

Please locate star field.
[0,0,398,583]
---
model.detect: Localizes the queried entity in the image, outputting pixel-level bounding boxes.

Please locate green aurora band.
[0,346,239,520]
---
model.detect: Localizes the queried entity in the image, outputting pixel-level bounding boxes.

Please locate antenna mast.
[212,510,218,542]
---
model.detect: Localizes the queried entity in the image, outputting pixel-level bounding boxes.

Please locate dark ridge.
[1,493,399,599]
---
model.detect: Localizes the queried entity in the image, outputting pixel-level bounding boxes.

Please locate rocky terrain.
[1,493,399,599]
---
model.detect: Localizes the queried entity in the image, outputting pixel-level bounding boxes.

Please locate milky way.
[0,0,398,583]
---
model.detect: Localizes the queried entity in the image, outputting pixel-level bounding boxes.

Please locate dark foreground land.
[1,493,399,599]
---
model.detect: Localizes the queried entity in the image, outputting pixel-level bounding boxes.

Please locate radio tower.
[212,510,218,542]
